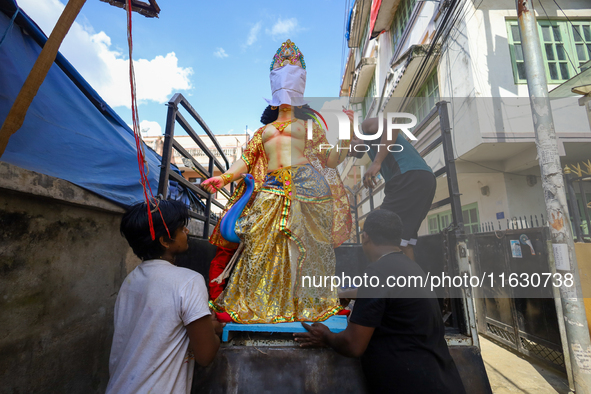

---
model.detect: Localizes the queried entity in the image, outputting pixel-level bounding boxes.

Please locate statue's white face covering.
[264,64,307,107]
[265,39,307,107]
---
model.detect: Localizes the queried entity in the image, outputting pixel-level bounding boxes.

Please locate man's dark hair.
[363,209,403,246]
[120,199,189,260]
[260,104,315,125]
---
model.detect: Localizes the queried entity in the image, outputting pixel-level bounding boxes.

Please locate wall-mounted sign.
[511,240,522,258]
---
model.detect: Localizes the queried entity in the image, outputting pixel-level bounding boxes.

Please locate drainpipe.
[517,0,591,391]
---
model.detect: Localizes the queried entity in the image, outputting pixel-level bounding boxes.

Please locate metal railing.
[344,101,464,243]
[342,101,467,336]
[474,214,547,233]
[157,93,234,238]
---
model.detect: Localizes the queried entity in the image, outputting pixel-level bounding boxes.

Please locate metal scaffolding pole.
[517,0,591,391]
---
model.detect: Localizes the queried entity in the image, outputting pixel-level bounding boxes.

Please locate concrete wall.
[191,341,491,394]
[0,162,140,393]
[503,171,547,221]
[418,172,511,235]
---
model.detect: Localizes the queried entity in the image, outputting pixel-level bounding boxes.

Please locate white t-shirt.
[106,259,210,394]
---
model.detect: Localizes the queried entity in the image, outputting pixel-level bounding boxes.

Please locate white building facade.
[339,0,591,237]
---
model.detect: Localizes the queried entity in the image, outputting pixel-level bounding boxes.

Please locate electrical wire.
[446,0,483,46]
[443,0,484,165]
[400,0,464,108]
[340,0,351,84]
[456,157,540,178]
[353,0,368,51]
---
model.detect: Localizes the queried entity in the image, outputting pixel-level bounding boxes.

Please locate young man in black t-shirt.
[294,210,465,394]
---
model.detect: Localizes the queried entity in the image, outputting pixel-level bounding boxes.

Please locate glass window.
[571,22,591,69]
[508,22,528,81]
[428,216,439,234]
[507,20,590,84]
[363,75,376,118]
[426,203,479,234]
[462,205,479,235]
[390,0,417,55]
[405,70,439,128]
[540,22,570,81]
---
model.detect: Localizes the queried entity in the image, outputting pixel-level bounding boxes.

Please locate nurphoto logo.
[307,111,418,153]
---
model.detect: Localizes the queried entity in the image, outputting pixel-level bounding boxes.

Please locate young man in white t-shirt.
[106,200,223,394]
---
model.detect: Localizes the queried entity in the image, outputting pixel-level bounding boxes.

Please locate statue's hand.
[201,176,223,193]
[343,109,354,123]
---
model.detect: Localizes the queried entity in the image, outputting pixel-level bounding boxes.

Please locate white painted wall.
[418,172,509,234]
[343,0,591,239]
[503,170,548,221]
[417,171,546,236]
[397,1,437,59]
[438,0,590,158]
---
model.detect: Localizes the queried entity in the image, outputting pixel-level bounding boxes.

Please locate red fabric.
[215,312,233,323]
[369,0,383,38]
[208,246,237,300]
[337,309,351,316]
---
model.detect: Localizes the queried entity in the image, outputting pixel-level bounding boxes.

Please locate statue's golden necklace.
[272,119,295,133]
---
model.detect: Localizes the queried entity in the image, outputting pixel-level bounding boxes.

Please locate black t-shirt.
[349,252,465,394]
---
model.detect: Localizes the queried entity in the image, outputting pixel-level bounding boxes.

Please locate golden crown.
[270,39,306,71]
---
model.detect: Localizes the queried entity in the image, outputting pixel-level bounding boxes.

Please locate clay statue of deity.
[202,40,352,324]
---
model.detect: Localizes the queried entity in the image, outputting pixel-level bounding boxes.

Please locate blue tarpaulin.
[345,2,354,42]
[0,0,172,207]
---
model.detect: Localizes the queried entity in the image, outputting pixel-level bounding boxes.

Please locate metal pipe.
[354,193,360,244]
[158,103,177,198]
[578,180,591,238]
[438,101,464,236]
[517,0,591,389]
[566,173,584,242]
[0,0,87,157]
[203,156,214,238]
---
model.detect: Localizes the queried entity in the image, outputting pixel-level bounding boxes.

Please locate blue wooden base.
[221,315,348,342]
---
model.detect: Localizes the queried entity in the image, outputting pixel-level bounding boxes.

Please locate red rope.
[126,0,170,240]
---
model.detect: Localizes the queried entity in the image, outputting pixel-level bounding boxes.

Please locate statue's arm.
[326,144,349,168]
[325,110,355,169]
[201,127,265,194]
[201,158,249,194]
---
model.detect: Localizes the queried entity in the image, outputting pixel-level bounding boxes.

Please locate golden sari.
[210,122,352,323]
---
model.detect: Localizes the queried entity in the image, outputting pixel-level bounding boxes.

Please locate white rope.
[211,242,244,284]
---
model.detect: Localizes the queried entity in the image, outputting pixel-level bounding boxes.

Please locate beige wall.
[0,162,140,393]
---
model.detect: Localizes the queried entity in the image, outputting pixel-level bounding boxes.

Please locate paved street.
[480,337,571,393]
